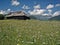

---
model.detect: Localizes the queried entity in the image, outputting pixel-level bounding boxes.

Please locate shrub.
[0,14,4,20]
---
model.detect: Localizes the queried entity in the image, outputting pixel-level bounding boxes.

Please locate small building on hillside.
[6,11,30,20]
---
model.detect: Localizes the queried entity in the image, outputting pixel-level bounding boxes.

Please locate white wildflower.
[26,42,34,44]
[42,42,46,44]
[22,41,24,43]
[17,44,20,45]
[56,31,59,33]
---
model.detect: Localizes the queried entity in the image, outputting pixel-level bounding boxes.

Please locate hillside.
[29,15,51,20]
[50,15,60,20]
[29,15,37,19]
[0,20,60,45]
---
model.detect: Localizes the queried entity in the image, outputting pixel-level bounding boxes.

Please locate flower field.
[0,20,60,45]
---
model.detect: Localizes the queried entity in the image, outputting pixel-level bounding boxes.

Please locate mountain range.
[29,15,60,20]
[29,15,52,20]
[50,15,60,20]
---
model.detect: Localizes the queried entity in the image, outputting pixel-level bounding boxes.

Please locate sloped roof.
[6,11,27,17]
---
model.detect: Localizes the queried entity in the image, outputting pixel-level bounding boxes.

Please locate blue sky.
[0,0,60,16]
[0,0,60,10]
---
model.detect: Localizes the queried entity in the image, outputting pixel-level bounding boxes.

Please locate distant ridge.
[50,15,60,20]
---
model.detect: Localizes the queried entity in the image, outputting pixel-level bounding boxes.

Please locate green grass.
[0,20,60,45]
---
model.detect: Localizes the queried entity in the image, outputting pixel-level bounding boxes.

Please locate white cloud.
[34,4,40,9]
[0,10,4,14]
[42,13,49,16]
[22,5,30,9]
[6,9,12,14]
[28,4,46,15]
[46,4,54,9]
[12,0,20,6]
[48,10,52,13]
[0,10,7,14]
[48,9,52,15]
[41,9,52,17]
[56,4,60,7]
[0,9,12,15]
[52,11,60,17]
[7,9,11,12]
[28,9,46,15]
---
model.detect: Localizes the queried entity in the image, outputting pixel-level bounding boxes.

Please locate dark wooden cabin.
[6,11,30,20]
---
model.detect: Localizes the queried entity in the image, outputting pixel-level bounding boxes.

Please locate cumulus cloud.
[48,10,52,13]
[0,9,12,14]
[42,10,52,17]
[7,9,11,12]
[22,5,30,9]
[48,9,52,15]
[28,9,46,15]
[34,4,40,9]
[0,10,4,14]
[12,0,20,6]
[0,10,7,14]
[46,4,54,9]
[6,9,12,14]
[42,13,49,16]
[52,11,60,17]
[56,4,60,7]
[28,4,46,15]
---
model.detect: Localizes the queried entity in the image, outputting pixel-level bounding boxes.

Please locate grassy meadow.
[0,20,60,45]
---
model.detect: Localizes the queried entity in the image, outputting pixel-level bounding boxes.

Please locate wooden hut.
[6,11,30,20]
